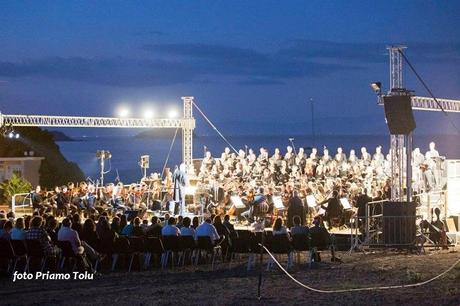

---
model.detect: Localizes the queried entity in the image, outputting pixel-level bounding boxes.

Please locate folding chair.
[266,235,293,271]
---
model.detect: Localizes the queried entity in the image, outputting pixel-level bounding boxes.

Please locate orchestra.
[28,143,445,230]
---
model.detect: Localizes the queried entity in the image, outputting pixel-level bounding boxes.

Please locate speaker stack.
[382,201,417,246]
[383,95,416,135]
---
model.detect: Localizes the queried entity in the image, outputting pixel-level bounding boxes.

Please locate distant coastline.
[50,131,75,142]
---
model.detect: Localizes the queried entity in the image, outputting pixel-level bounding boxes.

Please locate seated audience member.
[26,216,60,259]
[180,217,196,237]
[111,217,121,234]
[98,218,118,246]
[213,215,230,240]
[0,220,13,240]
[309,217,341,263]
[11,217,26,240]
[161,217,180,236]
[119,215,128,232]
[223,214,238,241]
[45,216,59,243]
[58,218,98,269]
[140,219,150,234]
[81,218,99,249]
[58,218,85,255]
[176,215,184,229]
[71,213,83,236]
[272,217,290,238]
[145,216,162,237]
[192,216,199,229]
[121,220,134,236]
[132,217,144,237]
[196,218,220,244]
[290,215,309,236]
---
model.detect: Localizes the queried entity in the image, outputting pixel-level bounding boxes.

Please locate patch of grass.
[405,269,422,283]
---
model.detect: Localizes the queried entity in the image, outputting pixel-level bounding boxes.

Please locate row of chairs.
[231,230,331,270]
[0,239,57,273]
[0,230,331,274]
[96,235,224,272]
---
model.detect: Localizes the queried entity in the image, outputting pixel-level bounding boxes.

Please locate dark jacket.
[287,196,305,228]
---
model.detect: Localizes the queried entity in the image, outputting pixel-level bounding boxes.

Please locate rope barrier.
[260,244,460,293]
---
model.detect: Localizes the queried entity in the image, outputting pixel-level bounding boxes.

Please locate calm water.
[58,134,460,183]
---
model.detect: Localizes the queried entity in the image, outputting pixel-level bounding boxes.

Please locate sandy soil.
[1,247,459,306]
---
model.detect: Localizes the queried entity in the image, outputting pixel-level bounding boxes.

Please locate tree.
[0,172,32,205]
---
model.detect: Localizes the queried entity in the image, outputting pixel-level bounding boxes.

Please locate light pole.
[288,137,296,155]
[96,150,111,187]
[309,98,315,147]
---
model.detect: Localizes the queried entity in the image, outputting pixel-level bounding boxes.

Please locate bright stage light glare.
[143,109,155,119]
[8,132,14,138]
[15,133,20,139]
[167,109,178,118]
[117,107,130,118]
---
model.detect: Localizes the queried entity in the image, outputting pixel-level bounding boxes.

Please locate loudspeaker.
[383,202,417,246]
[383,95,416,134]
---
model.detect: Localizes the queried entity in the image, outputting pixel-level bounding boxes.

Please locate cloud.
[0,57,197,87]
[277,40,460,64]
[0,42,362,87]
[141,43,362,81]
[0,40,457,87]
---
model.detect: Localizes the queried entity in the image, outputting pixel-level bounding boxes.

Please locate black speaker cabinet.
[383,95,416,135]
[383,201,416,246]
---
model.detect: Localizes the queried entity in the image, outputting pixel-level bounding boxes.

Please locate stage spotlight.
[15,133,20,139]
[143,109,155,119]
[370,82,382,93]
[117,107,130,118]
[8,132,14,138]
[167,109,178,118]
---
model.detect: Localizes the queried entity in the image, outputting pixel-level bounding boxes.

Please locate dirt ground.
[1,247,459,306]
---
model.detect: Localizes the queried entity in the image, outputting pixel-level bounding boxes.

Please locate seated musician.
[320,190,343,229]
[241,188,266,223]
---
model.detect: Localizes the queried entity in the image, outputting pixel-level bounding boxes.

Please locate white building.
[0,157,44,186]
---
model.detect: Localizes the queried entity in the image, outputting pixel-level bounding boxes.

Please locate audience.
[161,217,180,236]
[196,218,220,244]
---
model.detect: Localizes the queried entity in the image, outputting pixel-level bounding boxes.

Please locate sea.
[57,134,460,184]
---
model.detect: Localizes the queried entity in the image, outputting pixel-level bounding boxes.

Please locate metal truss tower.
[387,46,412,201]
[382,46,460,202]
[0,97,196,168]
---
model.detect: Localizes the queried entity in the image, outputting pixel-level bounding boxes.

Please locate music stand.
[340,198,352,210]
[231,196,246,209]
[306,195,317,208]
[272,196,285,210]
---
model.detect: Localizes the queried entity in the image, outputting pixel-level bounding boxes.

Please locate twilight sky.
[1,0,459,136]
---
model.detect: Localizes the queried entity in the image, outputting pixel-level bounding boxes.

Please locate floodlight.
[117,107,130,118]
[167,109,178,118]
[370,82,382,93]
[143,109,155,119]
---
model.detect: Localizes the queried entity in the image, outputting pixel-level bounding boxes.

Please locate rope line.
[192,102,238,154]
[161,127,179,178]
[260,245,460,293]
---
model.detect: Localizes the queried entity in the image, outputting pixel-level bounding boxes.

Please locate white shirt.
[161,224,180,236]
[58,226,83,254]
[195,222,220,243]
